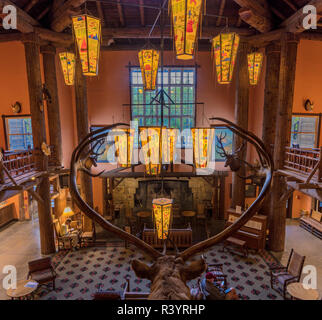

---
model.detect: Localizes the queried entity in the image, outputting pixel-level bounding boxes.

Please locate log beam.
[96,1,106,27]
[233,0,272,32]
[117,0,125,26]
[268,33,299,252]
[74,55,93,232]
[216,0,226,27]
[23,34,56,255]
[281,0,322,33]
[40,45,63,167]
[231,41,249,210]
[24,0,39,12]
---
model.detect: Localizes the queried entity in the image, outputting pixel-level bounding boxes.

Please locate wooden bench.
[142,224,192,249]
[300,210,322,240]
[222,236,248,257]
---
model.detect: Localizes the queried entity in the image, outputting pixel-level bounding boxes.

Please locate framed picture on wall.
[245,184,257,198]
[211,126,234,162]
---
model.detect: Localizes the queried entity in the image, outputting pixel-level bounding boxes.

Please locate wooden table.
[287,282,320,300]
[6,280,38,300]
[136,211,151,231]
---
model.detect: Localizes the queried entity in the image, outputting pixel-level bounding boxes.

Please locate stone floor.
[0,217,321,300]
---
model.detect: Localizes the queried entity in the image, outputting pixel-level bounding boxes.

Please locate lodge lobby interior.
[0,0,322,301]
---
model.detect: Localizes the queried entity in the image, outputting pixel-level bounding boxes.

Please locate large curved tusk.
[179,119,273,261]
[69,123,162,260]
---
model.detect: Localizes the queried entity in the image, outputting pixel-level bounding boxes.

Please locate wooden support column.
[268,33,298,252]
[231,40,249,209]
[23,34,55,254]
[260,42,281,217]
[219,175,226,220]
[212,176,219,219]
[40,45,63,167]
[102,177,108,217]
[74,55,93,231]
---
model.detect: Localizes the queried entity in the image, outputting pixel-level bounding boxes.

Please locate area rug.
[37,244,283,300]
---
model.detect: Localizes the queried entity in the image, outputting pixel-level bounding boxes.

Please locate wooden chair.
[270,249,306,299]
[53,219,72,250]
[27,257,57,291]
[79,218,96,247]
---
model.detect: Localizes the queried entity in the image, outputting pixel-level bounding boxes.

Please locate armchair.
[27,257,57,291]
[270,249,306,299]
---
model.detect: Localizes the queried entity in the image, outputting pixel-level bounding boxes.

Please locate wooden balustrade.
[1,146,56,181]
[283,146,322,182]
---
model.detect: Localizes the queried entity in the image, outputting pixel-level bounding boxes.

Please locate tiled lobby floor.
[0,218,321,300]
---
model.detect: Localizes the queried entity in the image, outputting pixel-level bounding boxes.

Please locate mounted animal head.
[216,132,245,172]
[69,119,273,300]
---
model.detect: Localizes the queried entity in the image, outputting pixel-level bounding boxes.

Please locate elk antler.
[179,118,273,261]
[69,123,162,260]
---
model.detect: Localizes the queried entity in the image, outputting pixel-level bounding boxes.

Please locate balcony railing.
[283,146,322,182]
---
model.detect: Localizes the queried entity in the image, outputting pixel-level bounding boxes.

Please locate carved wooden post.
[40,45,63,167]
[23,34,56,254]
[231,40,249,209]
[268,33,298,252]
[260,42,281,217]
[74,55,93,231]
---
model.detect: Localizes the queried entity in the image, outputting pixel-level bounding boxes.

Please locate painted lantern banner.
[138,49,160,91]
[59,52,75,86]
[153,198,173,239]
[212,33,240,84]
[139,127,162,175]
[248,52,263,85]
[170,0,203,60]
[192,128,214,168]
[72,15,101,76]
[114,128,134,167]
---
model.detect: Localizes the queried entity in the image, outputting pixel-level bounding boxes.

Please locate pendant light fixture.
[247,51,264,86]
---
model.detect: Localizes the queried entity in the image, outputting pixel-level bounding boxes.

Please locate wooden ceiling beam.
[37,6,50,20]
[24,0,39,12]
[271,7,286,21]
[246,28,285,46]
[139,0,145,26]
[0,0,39,27]
[117,0,125,26]
[282,0,298,12]
[281,0,322,33]
[233,0,272,33]
[96,1,106,27]
[216,0,226,26]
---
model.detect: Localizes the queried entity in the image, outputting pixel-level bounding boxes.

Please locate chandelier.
[192,128,214,168]
[138,49,160,91]
[248,52,264,86]
[58,52,75,85]
[152,198,173,239]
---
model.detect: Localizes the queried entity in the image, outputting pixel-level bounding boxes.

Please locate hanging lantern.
[152,198,173,239]
[191,128,214,168]
[139,127,162,175]
[248,52,263,86]
[212,33,240,84]
[59,52,75,85]
[170,0,203,60]
[72,14,101,76]
[162,128,178,165]
[138,49,160,91]
[114,128,134,167]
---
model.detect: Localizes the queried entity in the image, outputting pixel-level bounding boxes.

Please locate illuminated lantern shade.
[72,15,101,76]
[59,52,75,85]
[191,128,214,168]
[248,52,263,86]
[162,128,178,165]
[152,198,173,239]
[138,49,160,91]
[170,0,203,60]
[140,127,162,175]
[212,33,240,84]
[114,129,134,168]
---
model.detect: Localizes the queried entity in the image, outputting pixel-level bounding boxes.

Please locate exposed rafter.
[24,0,39,12]
[281,0,322,33]
[282,0,298,12]
[139,0,145,26]
[233,0,272,33]
[37,7,50,20]
[117,0,125,26]
[96,1,106,27]
[271,7,286,21]
[216,0,226,26]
